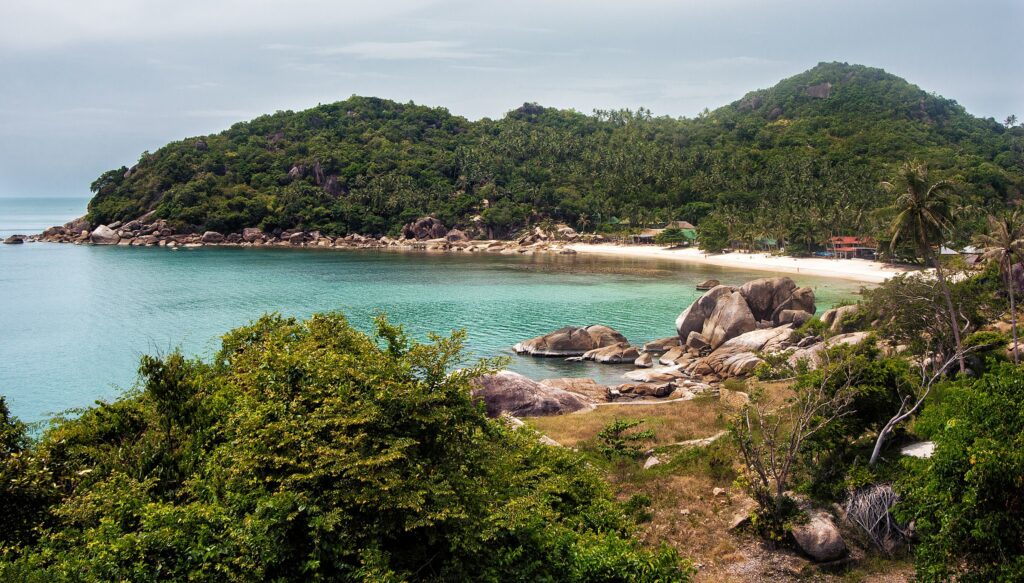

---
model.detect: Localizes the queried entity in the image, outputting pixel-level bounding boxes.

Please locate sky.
[0,0,1021,198]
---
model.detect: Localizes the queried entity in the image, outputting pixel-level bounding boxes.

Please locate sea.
[0,197,865,423]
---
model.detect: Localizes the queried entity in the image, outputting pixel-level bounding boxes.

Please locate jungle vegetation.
[86,62,1024,249]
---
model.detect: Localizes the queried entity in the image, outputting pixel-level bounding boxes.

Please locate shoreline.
[15,217,913,285]
[568,243,915,284]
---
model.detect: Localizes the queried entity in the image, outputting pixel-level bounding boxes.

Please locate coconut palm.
[883,160,964,373]
[974,211,1024,364]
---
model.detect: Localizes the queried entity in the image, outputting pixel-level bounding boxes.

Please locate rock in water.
[792,511,846,562]
[201,231,225,244]
[514,325,628,357]
[3,235,26,244]
[89,225,120,245]
[738,277,798,322]
[676,285,735,340]
[701,291,757,349]
[471,371,593,417]
[582,342,639,364]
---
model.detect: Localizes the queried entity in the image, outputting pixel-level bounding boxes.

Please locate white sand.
[567,244,916,284]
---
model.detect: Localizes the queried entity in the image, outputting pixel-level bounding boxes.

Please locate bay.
[0,199,865,423]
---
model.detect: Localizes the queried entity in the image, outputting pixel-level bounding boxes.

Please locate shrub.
[897,363,1024,582]
[0,314,690,581]
[597,418,656,459]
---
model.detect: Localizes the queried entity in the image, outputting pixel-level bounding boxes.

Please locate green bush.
[0,314,690,581]
[897,363,1024,582]
[597,418,656,459]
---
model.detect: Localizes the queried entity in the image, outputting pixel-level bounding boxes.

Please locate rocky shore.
[11,214,597,256]
[475,276,867,417]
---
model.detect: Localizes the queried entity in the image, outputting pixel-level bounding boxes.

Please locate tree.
[733,352,857,537]
[974,211,1024,364]
[0,314,689,581]
[1006,114,1019,128]
[697,216,729,253]
[898,363,1024,581]
[884,160,965,373]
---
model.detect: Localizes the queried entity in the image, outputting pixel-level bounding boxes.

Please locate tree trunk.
[929,252,966,374]
[1011,274,1019,365]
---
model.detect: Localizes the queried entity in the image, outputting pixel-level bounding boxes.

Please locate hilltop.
[85,62,1024,245]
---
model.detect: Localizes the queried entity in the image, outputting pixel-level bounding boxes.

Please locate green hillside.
[86,62,1024,244]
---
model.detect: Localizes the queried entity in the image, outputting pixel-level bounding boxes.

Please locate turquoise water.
[0,197,89,239]
[1,198,865,423]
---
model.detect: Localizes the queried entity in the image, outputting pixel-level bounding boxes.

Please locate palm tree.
[974,211,1024,364]
[884,160,965,373]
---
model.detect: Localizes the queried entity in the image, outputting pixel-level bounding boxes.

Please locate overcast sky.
[1,0,1020,198]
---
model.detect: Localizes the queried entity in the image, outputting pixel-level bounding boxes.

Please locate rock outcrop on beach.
[401,217,447,240]
[471,371,593,417]
[514,325,628,357]
[89,225,120,245]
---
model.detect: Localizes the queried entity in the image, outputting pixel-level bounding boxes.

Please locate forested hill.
[86,62,1024,242]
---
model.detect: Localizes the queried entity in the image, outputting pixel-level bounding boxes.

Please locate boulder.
[659,346,687,365]
[787,331,871,368]
[697,325,794,378]
[676,285,735,340]
[64,216,92,233]
[820,304,859,332]
[685,331,711,351]
[3,235,26,244]
[738,277,798,322]
[200,231,225,244]
[624,365,686,383]
[771,286,816,324]
[634,352,654,368]
[701,291,757,349]
[514,325,628,357]
[792,510,846,562]
[402,217,447,240]
[613,382,675,399]
[582,342,639,364]
[89,225,120,245]
[538,378,607,402]
[643,337,680,353]
[804,82,833,99]
[696,278,721,290]
[288,232,307,245]
[471,371,593,417]
[241,227,264,243]
[445,228,469,243]
[776,309,812,328]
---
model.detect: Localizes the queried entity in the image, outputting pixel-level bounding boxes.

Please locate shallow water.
[0,198,866,422]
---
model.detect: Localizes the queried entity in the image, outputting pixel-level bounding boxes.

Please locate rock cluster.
[29,215,588,256]
[471,371,594,417]
[514,325,628,357]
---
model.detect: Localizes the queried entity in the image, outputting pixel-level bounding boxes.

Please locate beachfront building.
[830,235,877,259]
[631,221,698,245]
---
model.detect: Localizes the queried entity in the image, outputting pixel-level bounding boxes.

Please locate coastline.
[16,215,913,285]
[568,243,914,284]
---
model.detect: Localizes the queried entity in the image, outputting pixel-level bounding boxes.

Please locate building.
[829,236,877,259]
[631,221,698,245]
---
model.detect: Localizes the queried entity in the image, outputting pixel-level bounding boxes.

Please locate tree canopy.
[0,314,688,581]
[86,63,1024,244]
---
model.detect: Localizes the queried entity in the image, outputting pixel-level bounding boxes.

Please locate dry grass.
[526,395,726,448]
[524,382,912,582]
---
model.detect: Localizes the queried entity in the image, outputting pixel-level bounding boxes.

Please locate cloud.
[0,0,437,50]
[316,40,483,60]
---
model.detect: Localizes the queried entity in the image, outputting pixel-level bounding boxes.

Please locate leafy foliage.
[0,314,689,581]
[898,363,1024,582]
[597,418,656,459]
[86,63,1024,246]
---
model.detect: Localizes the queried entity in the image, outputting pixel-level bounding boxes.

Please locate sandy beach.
[568,243,916,284]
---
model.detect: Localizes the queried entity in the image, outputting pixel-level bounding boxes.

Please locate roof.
[830,235,876,246]
[638,228,664,237]
[666,220,695,230]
